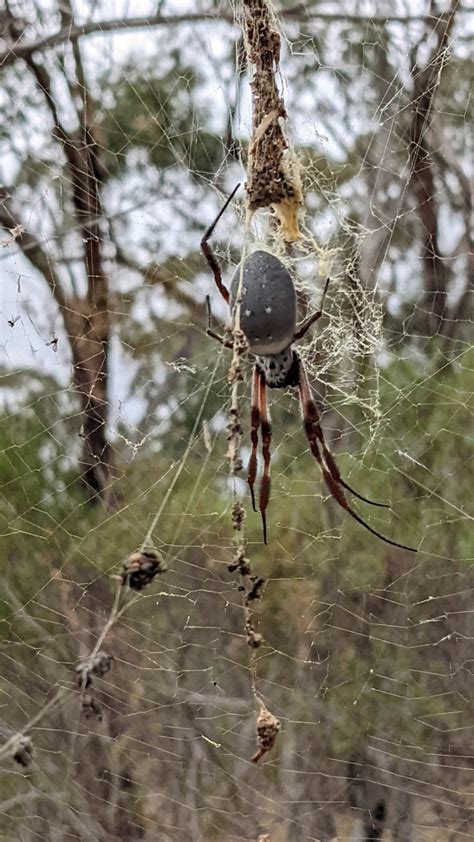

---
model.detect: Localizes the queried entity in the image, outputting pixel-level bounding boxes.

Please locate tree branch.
[0,188,67,312]
[115,246,221,331]
[0,8,463,70]
[430,120,472,224]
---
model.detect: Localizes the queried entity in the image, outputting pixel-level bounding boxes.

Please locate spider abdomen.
[230,250,297,356]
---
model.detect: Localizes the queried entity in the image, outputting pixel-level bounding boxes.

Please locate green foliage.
[0,342,472,837]
[0,385,83,623]
[99,64,224,180]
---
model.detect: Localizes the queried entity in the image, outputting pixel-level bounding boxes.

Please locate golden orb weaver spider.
[201,185,417,552]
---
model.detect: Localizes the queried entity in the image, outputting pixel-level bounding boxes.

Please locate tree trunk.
[408,0,460,336]
[24,55,115,500]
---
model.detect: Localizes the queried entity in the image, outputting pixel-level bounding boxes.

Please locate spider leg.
[247,365,261,513]
[298,360,389,508]
[297,362,417,552]
[313,447,418,552]
[206,329,234,349]
[206,295,234,348]
[200,183,241,305]
[258,368,272,545]
[293,277,330,342]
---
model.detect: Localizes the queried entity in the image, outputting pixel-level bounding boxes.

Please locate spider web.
[0,1,472,841]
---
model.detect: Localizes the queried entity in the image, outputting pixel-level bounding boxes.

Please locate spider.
[201,184,417,552]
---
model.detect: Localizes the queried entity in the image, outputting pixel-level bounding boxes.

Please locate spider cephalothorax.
[256,348,300,389]
[201,185,417,552]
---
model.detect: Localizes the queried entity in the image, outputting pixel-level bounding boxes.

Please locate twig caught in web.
[77,551,167,707]
[0,688,67,765]
[0,728,34,769]
[224,202,268,652]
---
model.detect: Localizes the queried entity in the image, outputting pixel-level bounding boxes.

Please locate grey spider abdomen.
[230,250,297,356]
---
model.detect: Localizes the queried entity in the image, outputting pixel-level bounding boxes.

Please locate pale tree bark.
[1,179,112,501]
[27,56,114,499]
[357,44,406,296]
[408,0,460,335]
[1,1,114,500]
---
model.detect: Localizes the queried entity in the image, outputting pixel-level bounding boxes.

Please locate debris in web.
[228,502,265,649]
[228,544,251,576]
[121,548,167,591]
[246,576,265,603]
[76,651,114,723]
[227,332,247,477]
[75,651,114,690]
[240,0,303,241]
[11,735,34,768]
[251,699,281,764]
[245,615,264,649]
[81,695,103,722]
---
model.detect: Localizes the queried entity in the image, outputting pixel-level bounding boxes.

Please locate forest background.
[0,1,472,840]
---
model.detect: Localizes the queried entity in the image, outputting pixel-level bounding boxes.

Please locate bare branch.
[0,8,464,70]
[115,246,218,331]
[0,188,67,311]
[430,120,472,222]
[0,12,226,68]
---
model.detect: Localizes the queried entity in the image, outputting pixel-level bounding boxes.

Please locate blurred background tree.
[0,1,472,840]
